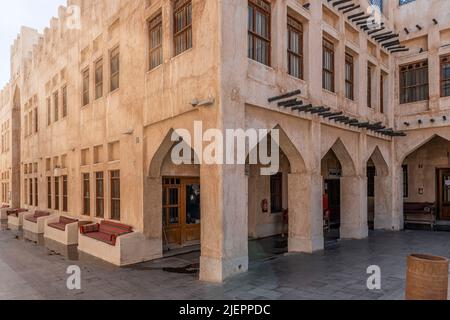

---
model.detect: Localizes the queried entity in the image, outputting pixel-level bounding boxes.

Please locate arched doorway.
[321,138,366,241]
[366,147,390,230]
[402,135,450,230]
[321,148,342,241]
[246,126,312,257]
[146,130,200,252]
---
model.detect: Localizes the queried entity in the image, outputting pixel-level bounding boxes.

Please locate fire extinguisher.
[261,199,268,213]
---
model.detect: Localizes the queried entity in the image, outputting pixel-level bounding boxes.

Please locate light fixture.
[191,98,215,108]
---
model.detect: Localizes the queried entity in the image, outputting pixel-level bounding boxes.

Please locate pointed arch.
[246,124,307,174]
[12,85,21,110]
[148,128,199,178]
[328,138,356,176]
[367,146,389,176]
[400,134,450,164]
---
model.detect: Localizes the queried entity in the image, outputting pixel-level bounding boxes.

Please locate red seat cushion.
[34,211,50,219]
[102,220,133,230]
[25,217,38,223]
[80,223,99,234]
[60,216,78,225]
[85,232,117,246]
[48,222,66,231]
[7,208,27,217]
[81,221,133,246]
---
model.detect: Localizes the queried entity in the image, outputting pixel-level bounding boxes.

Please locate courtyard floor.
[0,222,449,300]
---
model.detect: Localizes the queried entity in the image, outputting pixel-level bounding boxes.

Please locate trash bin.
[406,254,449,300]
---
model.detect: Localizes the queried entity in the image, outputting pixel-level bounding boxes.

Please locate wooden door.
[325,179,340,224]
[162,177,201,247]
[438,169,450,220]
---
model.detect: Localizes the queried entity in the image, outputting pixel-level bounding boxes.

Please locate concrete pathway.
[0,224,449,300]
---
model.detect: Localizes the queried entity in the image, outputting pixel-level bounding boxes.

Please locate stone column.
[288,172,324,253]
[373,172,393,230]
[306,0,323,105]
[428,26,440,112]
[340,175,368,239]
[391,164,404,231]
[199,164,248,283]
[142,177,163,256]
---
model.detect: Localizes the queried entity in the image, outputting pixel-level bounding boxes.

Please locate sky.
[0,0,67,87]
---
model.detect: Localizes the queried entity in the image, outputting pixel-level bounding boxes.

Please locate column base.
[340,223,368,239]
[374,216,401,231]
[288,235,324,253]
[199,255,248,283]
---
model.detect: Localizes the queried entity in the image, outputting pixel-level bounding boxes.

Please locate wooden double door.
[162,177,201,247]
[438,169,450,220]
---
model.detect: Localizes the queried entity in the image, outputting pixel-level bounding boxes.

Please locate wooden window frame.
[367,65,372,108]
[47,177,52,209]
[270,173,283,213]
[54,176,60,210]
[345,53,354,100]
[149,13,163,70]
[83,173,90,216]
[441,55,450,97]
[95,172,104,218]
[34,107,39,132]
[62,85,67,118]
[173,0,193,56]
[110,170,121,221]
[95,59,103,100]
[82,68,90,106]
[110,47,120,92]
[34,177,38,207]
[399,60,429,104]
[62,175,68,212]
[287,14,303,79]
[29,178,33,206]
[322,38,335,92]
[47,97,51,126]
[402,165,408,198]
[248,0,271,66]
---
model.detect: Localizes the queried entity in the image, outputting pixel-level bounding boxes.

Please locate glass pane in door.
[186,184,200,225]
[444,175,450,204]
[169,188,179,224]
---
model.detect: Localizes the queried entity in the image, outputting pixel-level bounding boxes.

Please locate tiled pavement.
[1,222,450,300]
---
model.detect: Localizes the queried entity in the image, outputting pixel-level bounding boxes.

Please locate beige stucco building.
[0,0,450,283]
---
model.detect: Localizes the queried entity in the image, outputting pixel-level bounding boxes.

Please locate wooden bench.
[23,210,55,234]
[44,215,90,246]
[80,220,133,246]
[78,220,161,266]
[404,202,436,230]
[7,208,29,228]
[0,204,10,220]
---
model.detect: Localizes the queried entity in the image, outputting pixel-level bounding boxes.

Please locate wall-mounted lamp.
[122,130,134,135]
[191,98,215,108]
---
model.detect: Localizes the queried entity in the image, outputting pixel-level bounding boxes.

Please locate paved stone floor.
[0,223,450,300]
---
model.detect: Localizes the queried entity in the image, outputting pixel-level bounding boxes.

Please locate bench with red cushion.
[80,220,133,246]
[7,208,27,217]
[48,216,79,231]
[25,211,50,223]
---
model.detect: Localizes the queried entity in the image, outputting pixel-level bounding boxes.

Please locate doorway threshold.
[163,244,200,258]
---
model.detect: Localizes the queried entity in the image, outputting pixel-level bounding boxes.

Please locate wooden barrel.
[406,254,449,300]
